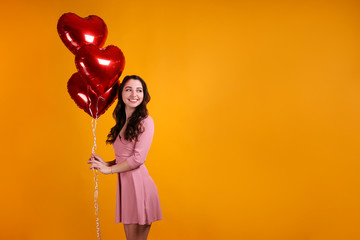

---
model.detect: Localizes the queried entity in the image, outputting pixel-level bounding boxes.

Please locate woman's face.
[122,79,144,109]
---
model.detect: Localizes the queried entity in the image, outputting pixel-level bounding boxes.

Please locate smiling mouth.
[128,99,139,103]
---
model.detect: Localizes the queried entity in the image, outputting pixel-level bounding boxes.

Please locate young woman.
[88,75,162,240]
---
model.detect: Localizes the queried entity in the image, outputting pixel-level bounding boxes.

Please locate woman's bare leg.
[123,223,151,240]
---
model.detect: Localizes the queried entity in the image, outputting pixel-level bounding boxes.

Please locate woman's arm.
[106,159,116,166]
[89,156,132,174]
[89,116,154,175]
[110,116,155,173]
[109,160,133,173]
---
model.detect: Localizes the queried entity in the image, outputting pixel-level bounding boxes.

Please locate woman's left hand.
[88,156,112,175]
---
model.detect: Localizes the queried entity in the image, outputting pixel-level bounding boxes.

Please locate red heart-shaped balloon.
[75,44,125,96]
[67,72,119,118]
[57,12,108,54]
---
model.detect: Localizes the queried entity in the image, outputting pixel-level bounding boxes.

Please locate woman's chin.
[126,103,140,109]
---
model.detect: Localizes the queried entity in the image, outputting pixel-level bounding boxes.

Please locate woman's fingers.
[90,154,99,160]
[89,160,105,169]
[88,157,101,163]
[88,155,105,171]
[89,162,99,169]
[92,154,104,162]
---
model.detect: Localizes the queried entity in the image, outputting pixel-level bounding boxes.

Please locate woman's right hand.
[88,153,111,167]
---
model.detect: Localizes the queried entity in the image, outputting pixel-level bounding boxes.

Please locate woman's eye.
[137,90,143,92]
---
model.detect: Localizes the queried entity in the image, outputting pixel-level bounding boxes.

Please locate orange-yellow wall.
[1,0,360,239]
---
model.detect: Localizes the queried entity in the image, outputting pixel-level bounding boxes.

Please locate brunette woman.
[88,75,162,240]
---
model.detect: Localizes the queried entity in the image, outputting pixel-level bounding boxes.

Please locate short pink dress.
[112,115,162,225]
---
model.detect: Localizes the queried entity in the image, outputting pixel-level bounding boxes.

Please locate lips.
[128,99,138,103]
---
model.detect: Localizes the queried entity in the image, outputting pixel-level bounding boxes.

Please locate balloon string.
[89,95,102,240]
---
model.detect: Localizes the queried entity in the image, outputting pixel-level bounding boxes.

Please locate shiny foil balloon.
[67,72,119,118]
[75,44,125,96]
[57,12,108,54]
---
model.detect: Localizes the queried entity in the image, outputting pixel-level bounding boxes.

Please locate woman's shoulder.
[141,115,155,130]
[141,115,154,129]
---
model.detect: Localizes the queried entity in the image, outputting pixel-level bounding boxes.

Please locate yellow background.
[1,0,360,239]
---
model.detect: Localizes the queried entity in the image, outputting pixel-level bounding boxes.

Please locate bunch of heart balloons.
[57,12,125,119]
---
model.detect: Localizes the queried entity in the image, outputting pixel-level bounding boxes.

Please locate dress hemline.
[115,218,163,225]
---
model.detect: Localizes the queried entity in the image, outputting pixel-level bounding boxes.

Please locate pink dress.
[112,115,162,225]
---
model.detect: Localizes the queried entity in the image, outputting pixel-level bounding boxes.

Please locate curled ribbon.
[89,95,102,240]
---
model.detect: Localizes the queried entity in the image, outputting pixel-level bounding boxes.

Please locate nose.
[130,90,137,97]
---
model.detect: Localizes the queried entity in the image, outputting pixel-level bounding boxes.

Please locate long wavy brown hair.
[106,75,151,144]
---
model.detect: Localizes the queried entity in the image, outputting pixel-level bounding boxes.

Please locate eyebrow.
[125,86,143,89]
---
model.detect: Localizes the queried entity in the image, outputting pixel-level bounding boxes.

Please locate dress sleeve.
[126,116,155,169]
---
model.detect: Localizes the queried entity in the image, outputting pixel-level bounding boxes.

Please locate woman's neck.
[125,106,135,120]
